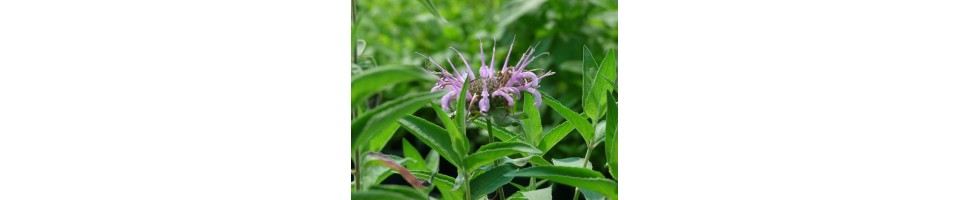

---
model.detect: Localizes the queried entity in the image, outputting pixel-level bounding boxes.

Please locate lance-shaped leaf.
[537,122,575,153]
[397,115,462,168]
[605,94,618,179]
[351,185,426,200]
[508,166,618,200]
[522,94,543,145]
[465,141,541,171]
[432,103,469,159]
[366,152,428,190]
[352,91,445,151]
[453,78,471,156]
[469,164,516,200]
[364,123,399,152]
[401,139,428,171]
[581,45,603,122]
[350,66,434,107]
[412,171,463,200]
[541,93,595,144]
[417,0,447,23]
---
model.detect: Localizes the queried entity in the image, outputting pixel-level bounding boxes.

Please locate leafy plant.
[351,0,618,199]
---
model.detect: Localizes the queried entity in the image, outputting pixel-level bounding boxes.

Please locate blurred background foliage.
[352,0,616,197]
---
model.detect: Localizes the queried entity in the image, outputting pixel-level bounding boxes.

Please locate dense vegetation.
[351,0,618,199]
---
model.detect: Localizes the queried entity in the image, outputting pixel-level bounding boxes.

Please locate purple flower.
[417,37,555,115]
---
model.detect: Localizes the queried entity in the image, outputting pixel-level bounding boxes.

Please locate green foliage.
[510,166,618,200]
[465,142,540,171]
[352,0,617,199]
[469,164,517,200]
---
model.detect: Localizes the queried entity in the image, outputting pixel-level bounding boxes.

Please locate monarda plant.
[351,38,618,200]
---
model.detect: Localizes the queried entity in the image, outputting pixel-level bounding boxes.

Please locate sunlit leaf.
[522,94,543,145]
[352,91,444,152]
[606,94,618,179]
[541,93,595,144]
[538,122,575,152]
[465,141,541,171]
[417,0,447,23]
[397,115,462,168]
[350,67,434,107]
[581,45,602,122]
[522,187,553,200]
[508,166,618,200]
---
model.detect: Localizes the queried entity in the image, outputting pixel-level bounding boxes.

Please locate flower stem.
[463,170,472,200]
[486,116,506,200]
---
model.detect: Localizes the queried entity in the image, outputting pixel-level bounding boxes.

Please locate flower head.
[417,37,555,115]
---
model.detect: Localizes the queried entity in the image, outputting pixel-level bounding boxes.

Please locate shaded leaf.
[402,139,428,171]
[473,119,518,142]
[470,164,516,200]
[351,185,426,200]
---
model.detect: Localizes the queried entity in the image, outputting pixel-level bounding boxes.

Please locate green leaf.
[528,156,553,166]
[551,157,591,169]
[599,49,617,93]
[412,171,462,200]
[470,164,516,200]
[352,91,444,152]
[605,94,618,179]
[366,152,428,190]
[580,189,607,200]
[508,166,618,200]
[472,119,518,142]
[522,187,553,200]
[364,123,399,152]
[360,154,408,188]
[417,0,447,23]
[433,103,469,159]
[538,122,575,153]
[426,150,440,172]
[352,185,426,200]
[541,93,595,144]
[465,142,541,171]
[453,78,471,156]
[397,115,462,168]
[402,139,428,171]
[522,94,543,145]
[581,45,602,122]
[350,67,433,107]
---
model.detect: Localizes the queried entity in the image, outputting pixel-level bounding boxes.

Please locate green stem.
[354,149,362,191]
[463,170,472,200]
[486,116,505,200]
[572,144,594,200]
